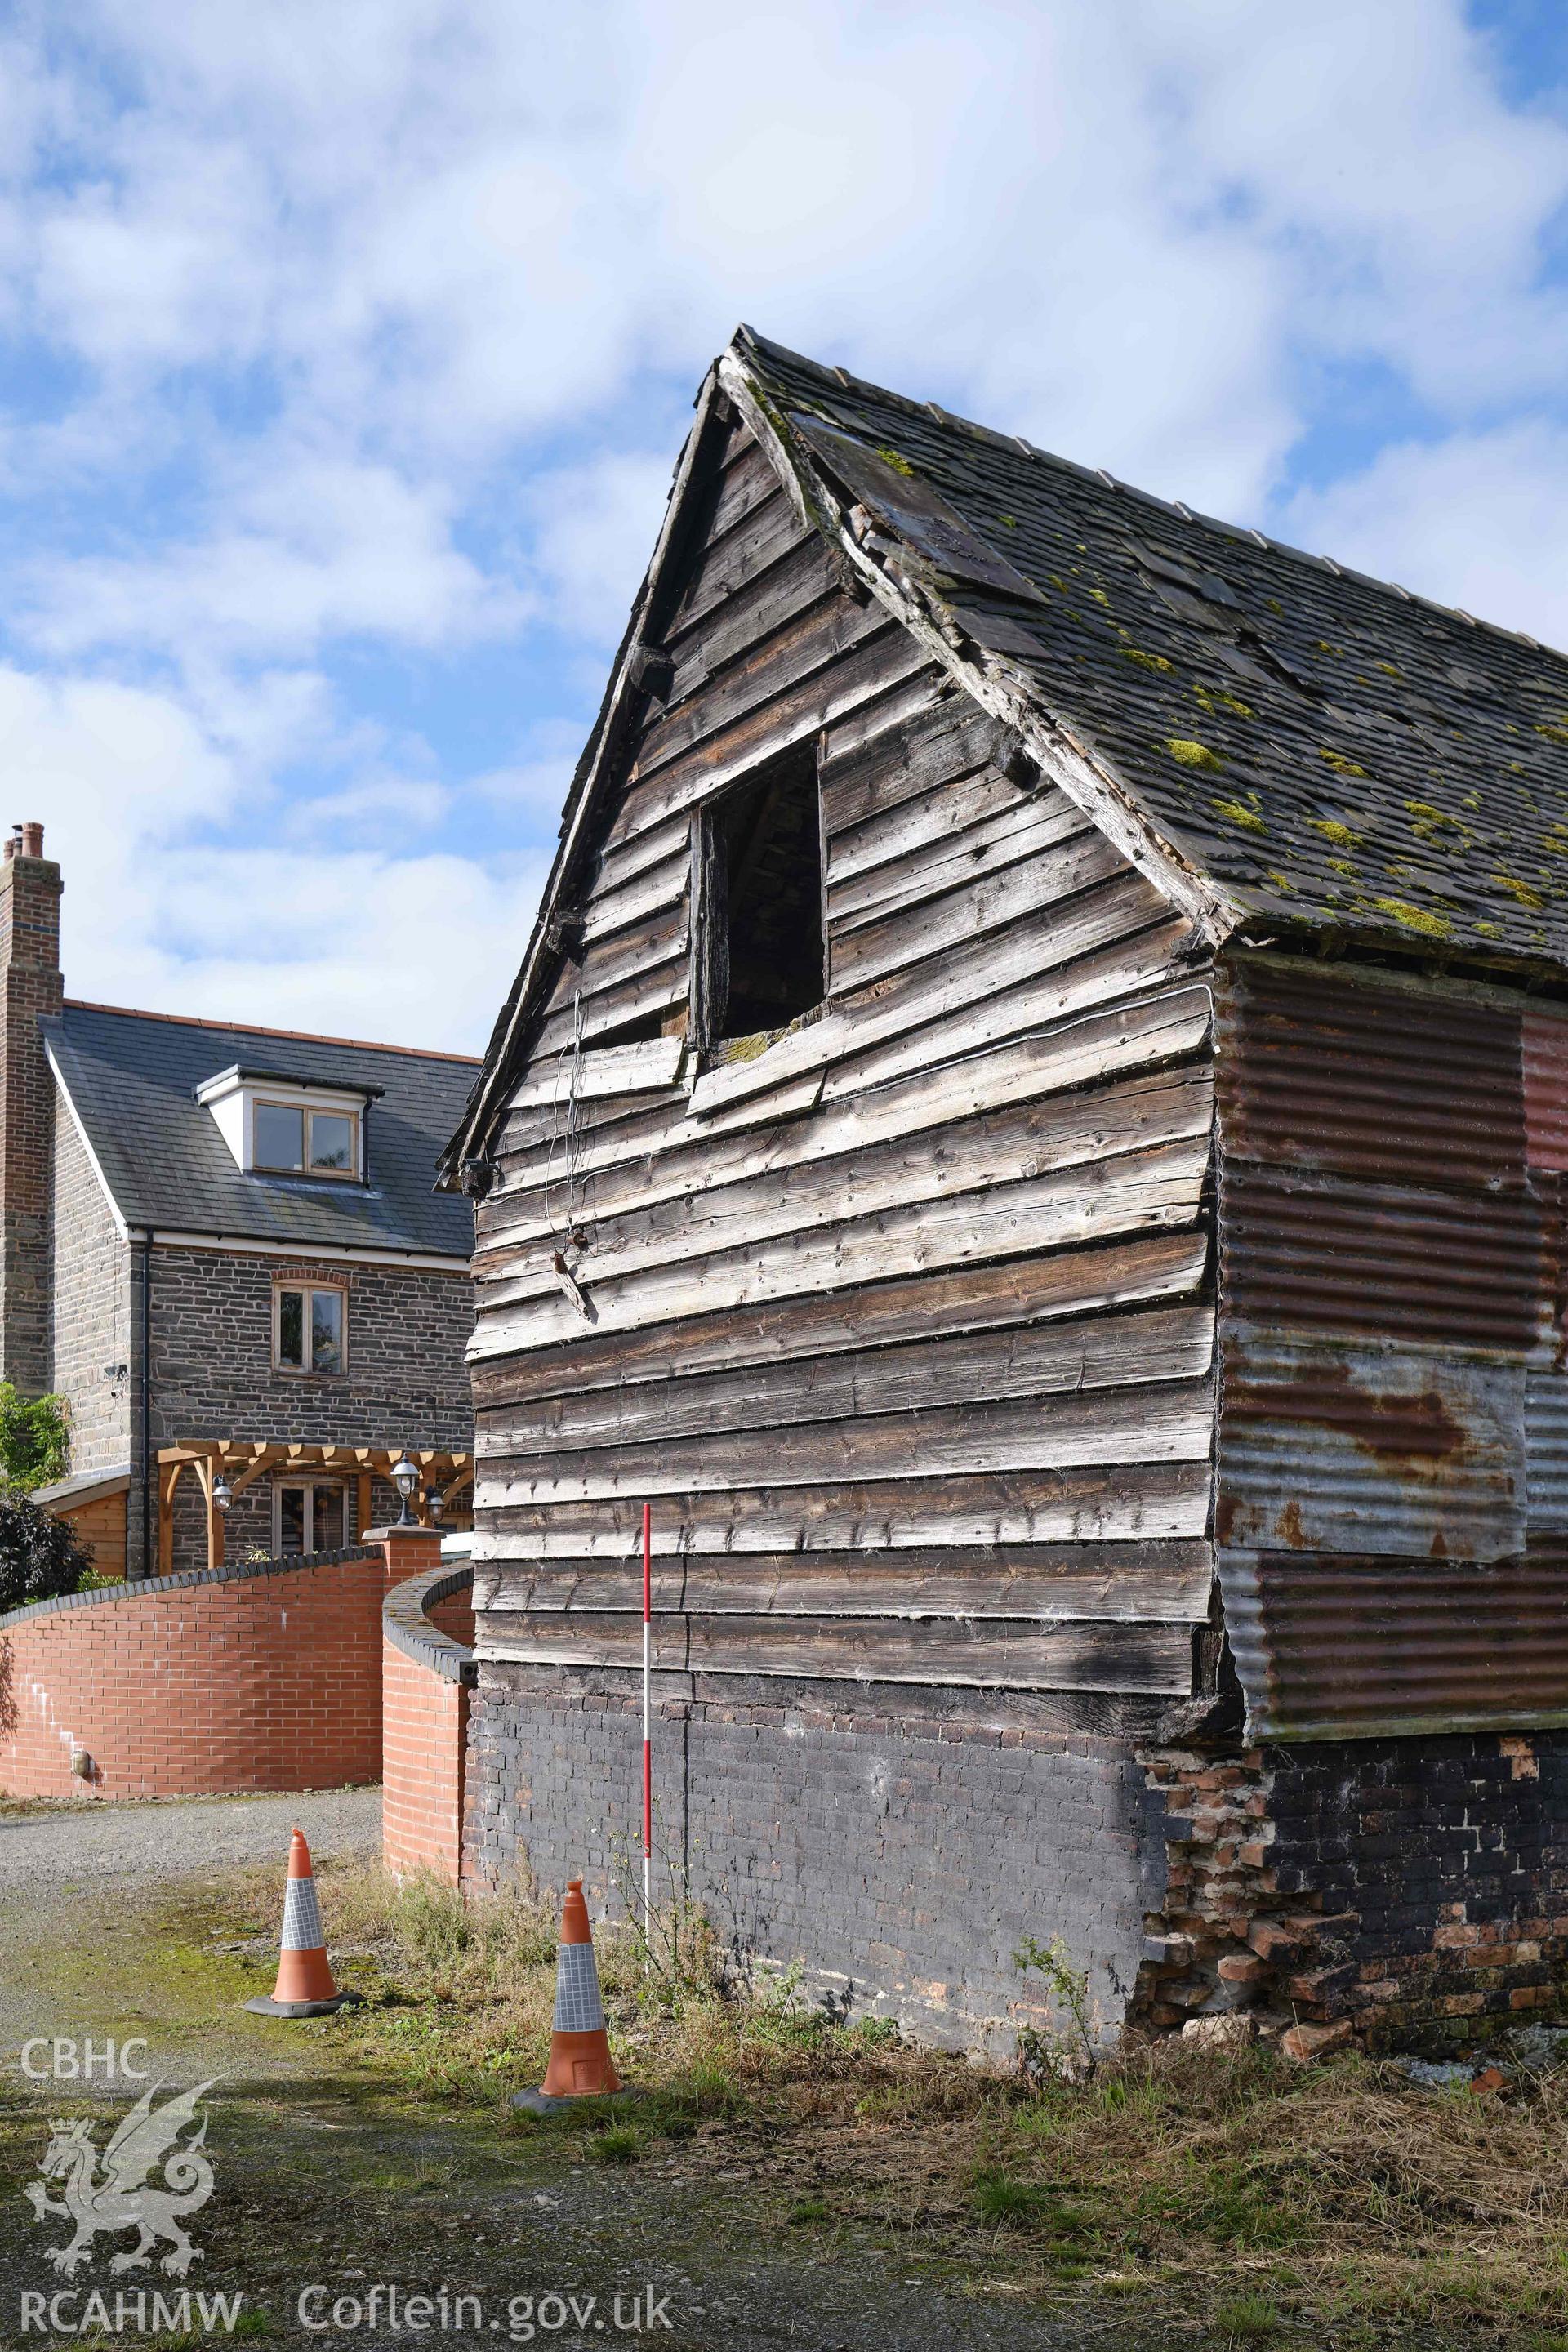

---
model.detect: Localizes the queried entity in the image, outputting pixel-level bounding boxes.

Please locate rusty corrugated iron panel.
[1214,949,1566,1739]
[1526,1371,1568,1535]
[1221,1544,1568,1740]
[1219,1168,1546,1354]
[1524,1008,1568,1174]
[1217,955,1544,1356]
[1218,955,1526,1190]
[1218,1330,1526,1561]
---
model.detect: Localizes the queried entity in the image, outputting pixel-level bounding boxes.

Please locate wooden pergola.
[156,1441,474,1575]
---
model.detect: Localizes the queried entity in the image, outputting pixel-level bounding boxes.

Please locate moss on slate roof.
[735,326,1568,972]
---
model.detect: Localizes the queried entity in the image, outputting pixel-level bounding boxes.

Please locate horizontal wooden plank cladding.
[705,435,782,531]
[827,792,1085,934]
[477,1610,1195,1693]
[479,991,1212,1276]
[499,881,1190,1185]
[467,412,1215,1703]
[573,846,688,948]
[470,1229,1209,1410]
[606,630,933,846]
[478,1459,1212,1556]
[830,826,1120,992]
[471,1131,1209,1356]
[479,1300,1212,1457]
[666,483,803,639]
[1221,1545,1568,1740]
[483,1067,1213,1326]
[826,758,1027,898]
[531,959,687,1058]
[635,588,892,780]
[537,900,688,1018]
[483,1376,1214,1503]
[473,1542,1213,1624]
[821,699,1006,842]
[506,1037,685,1113]
[663,533,841,705]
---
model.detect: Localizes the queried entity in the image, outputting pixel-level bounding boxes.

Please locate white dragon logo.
[25,2079,219,2277]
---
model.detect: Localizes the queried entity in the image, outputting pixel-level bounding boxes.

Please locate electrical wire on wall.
[543,990,595,1319]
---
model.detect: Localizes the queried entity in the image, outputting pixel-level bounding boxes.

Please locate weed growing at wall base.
[176,1855,1568,2344]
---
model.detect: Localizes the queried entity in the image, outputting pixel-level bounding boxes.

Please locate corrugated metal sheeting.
[1216,953,1568,1740]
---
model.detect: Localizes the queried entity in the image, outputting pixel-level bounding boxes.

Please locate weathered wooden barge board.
[469,408,1217,1699]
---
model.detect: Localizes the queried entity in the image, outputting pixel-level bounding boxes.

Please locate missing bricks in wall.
[1134,1732,1568,2058]
[1132,1744,1361,2060]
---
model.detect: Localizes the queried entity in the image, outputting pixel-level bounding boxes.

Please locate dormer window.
[195,1065,380,1183]
[253,1101,359,1178]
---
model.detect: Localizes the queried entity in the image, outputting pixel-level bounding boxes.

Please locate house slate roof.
[440,325,1568,1178]
[47,1001,477,1258]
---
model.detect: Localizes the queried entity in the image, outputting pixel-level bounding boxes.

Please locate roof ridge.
[59,998,481,1065]
[731,327,1560,667]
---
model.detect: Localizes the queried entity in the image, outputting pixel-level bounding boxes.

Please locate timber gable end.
[466,403,1219,1720]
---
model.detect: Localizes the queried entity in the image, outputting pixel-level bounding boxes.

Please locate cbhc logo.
[20,2039,150,2081]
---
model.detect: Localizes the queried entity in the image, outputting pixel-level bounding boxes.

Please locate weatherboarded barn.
[443,328,1568,2051]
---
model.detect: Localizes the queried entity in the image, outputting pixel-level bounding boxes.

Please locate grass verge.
[186,1858,1568,2350]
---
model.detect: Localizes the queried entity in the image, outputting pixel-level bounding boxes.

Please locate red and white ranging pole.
[642,1499,653,1959]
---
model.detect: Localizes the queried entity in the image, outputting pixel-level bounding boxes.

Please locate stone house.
[439,327,1568,2054]
[7,824,476,1579]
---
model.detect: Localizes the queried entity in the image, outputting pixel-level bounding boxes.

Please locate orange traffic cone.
[244,1827,362,2018]
[513,1879,625,2112]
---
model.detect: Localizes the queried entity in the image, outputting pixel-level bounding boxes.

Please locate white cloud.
[0,659,539,1052]
[2,0,1567,1046]
[134,843,549,1054]
[1277,421,1568,653]
[523,451,677,648]
[24,453,524,665]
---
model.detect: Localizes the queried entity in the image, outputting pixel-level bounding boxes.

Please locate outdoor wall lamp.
[427,1488,443,1526]
[212,1476,232,1515]
[391,1450,420,1527]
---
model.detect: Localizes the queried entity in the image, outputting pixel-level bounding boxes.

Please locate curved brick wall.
[0,1534,441,1802]
[381,1558,475,1882]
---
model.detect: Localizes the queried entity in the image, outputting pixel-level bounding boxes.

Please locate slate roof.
[441,326,1568,1177]
[48,1001,476,1258]
[737,329,1568,970]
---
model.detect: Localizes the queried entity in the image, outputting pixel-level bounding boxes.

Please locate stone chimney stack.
[0,822,62,1392]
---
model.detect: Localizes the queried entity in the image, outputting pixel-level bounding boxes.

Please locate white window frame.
[272,1480,349,1555]
[273,1281,349,1377]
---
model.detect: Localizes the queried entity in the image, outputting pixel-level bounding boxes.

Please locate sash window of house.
[274,1282,346,1374]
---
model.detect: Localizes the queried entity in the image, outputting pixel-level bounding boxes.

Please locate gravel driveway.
[0,1789,1138,2350]
[0,1784,380,1893]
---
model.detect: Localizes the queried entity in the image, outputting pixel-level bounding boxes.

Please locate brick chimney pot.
[0,826,64,1388]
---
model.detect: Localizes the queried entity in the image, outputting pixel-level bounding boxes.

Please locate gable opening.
[697,747,825,1045]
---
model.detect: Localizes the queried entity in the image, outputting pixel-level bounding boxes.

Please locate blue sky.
[5,0,1568,1051]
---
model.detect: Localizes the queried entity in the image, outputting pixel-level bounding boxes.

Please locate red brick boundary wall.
[381,1556,475,1883]
[0,1527,446,1802]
